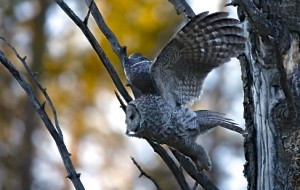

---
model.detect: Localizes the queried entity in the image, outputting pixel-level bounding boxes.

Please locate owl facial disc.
[125,104,142,136]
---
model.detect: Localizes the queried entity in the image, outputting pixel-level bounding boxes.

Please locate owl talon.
[242,130,248,137]
[193,156,212,171]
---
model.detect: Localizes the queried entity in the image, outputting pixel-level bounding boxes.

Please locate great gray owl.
[124,11,246,171]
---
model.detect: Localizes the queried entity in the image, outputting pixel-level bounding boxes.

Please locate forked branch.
[0,38,84,190]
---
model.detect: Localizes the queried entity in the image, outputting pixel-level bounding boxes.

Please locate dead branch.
[54,0,132,103]
[168,0,196,18]
[131,157,162,190]
[84,0,127,63]
[0,39,85,190]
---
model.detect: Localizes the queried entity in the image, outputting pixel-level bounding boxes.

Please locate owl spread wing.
[150,12,246,106]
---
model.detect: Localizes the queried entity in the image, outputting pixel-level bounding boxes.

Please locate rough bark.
[235,0,300,189]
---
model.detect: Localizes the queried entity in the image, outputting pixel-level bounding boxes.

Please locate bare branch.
[0,36,63,138]
[0,43,84,190]
[83,1,92,25]
[168,0,195,18]
[148,141,191,190]
[54,0,132,103]
[84,0,127,63]
[114,91,127,111]
[131,157,162,190]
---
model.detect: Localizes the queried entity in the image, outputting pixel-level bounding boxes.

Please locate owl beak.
[126,130,136,137]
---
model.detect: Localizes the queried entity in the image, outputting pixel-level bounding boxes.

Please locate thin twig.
[54,0,132,103]
[83,0,92,25]
[131,157,162,190]
[84,0,127,63]
[168,0,196,18]
[114,91,127,111]
[0,49,84,190]
[0,36,63,138]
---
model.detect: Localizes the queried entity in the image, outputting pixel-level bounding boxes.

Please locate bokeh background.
[0,0,246,189]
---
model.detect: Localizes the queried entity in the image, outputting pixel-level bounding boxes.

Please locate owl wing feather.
[194,110,245,134]
[150,12,246,106]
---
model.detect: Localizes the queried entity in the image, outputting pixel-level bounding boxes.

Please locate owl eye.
[129,114,135,120]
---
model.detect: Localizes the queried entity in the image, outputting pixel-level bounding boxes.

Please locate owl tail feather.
[194,110,246,135]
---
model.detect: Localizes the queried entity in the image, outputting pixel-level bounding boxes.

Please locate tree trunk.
[237,0,300,189]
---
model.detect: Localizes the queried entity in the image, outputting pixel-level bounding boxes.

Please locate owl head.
[125,95,173,137]
[125,104,141,136]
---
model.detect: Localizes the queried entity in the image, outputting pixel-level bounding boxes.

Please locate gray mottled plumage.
[124,11,246,171]
[124,53,157,97]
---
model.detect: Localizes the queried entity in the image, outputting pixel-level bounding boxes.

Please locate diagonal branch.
[0,47,84,190]
[0,36,63,138]
[54,0,132,103]
[148,141,191,190]
[84,0,127,64]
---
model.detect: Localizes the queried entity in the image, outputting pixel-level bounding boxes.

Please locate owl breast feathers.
[124,11,246,171]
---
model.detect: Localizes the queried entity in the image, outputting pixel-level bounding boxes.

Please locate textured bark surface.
[237,0,300,189]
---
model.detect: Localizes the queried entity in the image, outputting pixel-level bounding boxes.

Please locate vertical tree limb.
[232,0,300,189]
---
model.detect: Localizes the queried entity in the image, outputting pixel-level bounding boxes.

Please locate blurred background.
[0,0,246,189]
